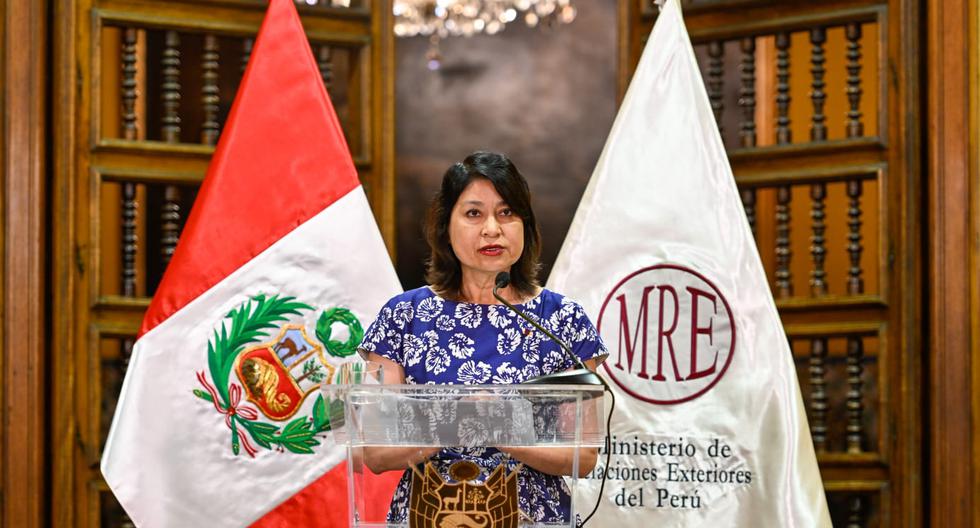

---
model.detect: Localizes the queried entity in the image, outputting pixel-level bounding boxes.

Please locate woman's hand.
[495,446,599,478]
[496,356,603,477]
[362,446,441,474]
[358,352,441,473]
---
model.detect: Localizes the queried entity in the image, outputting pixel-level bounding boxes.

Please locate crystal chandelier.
[393,0,578,39]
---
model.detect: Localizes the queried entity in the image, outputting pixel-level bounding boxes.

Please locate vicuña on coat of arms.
[410,460,522,528]
[193,294,363,457]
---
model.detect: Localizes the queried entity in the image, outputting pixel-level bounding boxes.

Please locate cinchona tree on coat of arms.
[193,293,362,457]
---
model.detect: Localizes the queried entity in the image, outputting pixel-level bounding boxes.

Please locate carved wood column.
[927,0,980,525]
[372,0,397,257]
[972,1,980,521]
[1,0,47,527]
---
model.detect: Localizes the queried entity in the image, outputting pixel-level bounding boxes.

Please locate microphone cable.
[579,385,614,527]
[491,272,615,527]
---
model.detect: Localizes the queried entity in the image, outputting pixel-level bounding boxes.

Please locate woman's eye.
[465,209,481,217]
[499,208,513,216]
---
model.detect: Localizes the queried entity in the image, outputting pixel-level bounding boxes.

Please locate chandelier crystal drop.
[393,0,577,39]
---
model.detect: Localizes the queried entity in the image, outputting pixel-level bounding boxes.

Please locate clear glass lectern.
[323,382,606,528]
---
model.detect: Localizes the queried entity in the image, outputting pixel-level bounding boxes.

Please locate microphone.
[494,272,616,527]
[492,272,602,386]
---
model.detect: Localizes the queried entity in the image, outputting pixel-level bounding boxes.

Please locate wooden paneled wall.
[620,0,923,526]
[47,1,394,526]
[0,1,978,527]
[926,0,980,526]
[618,0,980,526]
[1,0,47,527]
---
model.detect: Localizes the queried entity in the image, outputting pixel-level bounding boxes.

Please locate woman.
[359,151,607,525]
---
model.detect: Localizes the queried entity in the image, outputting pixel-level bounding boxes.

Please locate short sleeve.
[358,297,403,364]
[566,301,608,365]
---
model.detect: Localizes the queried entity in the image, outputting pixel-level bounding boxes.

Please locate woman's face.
[448,178,525,280]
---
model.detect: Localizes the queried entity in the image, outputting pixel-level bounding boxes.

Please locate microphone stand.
[491,272,615,527]
[491,273,602,386]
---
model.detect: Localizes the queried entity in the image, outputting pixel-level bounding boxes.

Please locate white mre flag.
[547,0,831,525]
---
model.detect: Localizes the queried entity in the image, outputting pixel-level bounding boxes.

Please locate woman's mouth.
[479,245,504,256]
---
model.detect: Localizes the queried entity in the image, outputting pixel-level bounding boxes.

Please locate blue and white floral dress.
[359,286,607,525]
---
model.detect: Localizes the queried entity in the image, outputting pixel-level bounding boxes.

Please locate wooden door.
[618,1,923,526]
[49,1,394,525]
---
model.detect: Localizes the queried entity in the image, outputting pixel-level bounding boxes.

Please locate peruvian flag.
[100,0,401,526]
[547,0,830,525]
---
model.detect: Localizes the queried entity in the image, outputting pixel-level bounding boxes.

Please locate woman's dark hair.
[425,151,542,299]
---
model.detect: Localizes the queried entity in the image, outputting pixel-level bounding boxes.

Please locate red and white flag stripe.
[101,1,401,526]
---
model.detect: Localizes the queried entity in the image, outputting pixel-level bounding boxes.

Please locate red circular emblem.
[598,264,736,405]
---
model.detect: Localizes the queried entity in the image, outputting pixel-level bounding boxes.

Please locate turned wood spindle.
[121,28,139,141]
[707,41,724,135]
[242,38,254,76]
[775,185,793,298]
[121,339,135,370]
[121,182,138,297]
[741,188,757,238]
[846,23,864,138]
[120,28,140,297]
[847,179,865,294]
[739,37,756,148]
[846,336,865,452]
[809,337,828,452]
[201,33,221,145]
[810,27,828,141]
[846,494,866,528]
[120,512,136,528]
[809,182,828,296]
[775,32,792,144]
[160,30,182,268]
[160,186,181,267]
[318,44,334,93]
[160,30,181,143]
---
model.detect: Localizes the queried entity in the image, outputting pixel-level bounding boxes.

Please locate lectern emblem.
[410,460,522,528]
[192,294,363,457]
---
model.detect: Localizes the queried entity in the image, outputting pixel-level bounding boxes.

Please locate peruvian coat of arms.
[410,460,521,528]
[193,294,360,457]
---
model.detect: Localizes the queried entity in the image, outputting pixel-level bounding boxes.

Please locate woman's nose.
[482,216,501,237]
